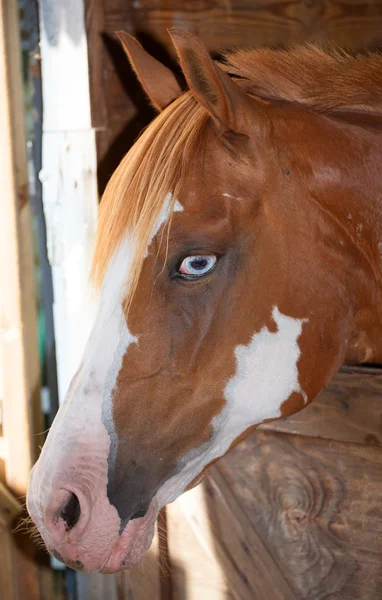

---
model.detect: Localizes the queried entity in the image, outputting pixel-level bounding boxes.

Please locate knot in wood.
[287,507,307,524]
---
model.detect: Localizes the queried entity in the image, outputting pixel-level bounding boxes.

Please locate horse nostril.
[59,492,81,531]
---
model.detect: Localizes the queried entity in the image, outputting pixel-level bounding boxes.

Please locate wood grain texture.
[175,472,295,600]
[0,0,42,498]
[104,0,382,52]
[0,479,21,526]
[260,368,382,446]
[0,524,16,600]
[214,430,382,599]
[0,523,67,600]
[38,0,99,404]
[167,493,235,600]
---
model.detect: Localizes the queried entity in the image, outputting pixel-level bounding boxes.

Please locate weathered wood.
[217,430,382,599]
[38,564,67,600]
[38,0,99,403]
[0,516,67,600]
[176,474,295,600]
[104,0,382,52]
[260,368,382,446]
[0,519,66,600]
[0,523,16,600]
[0,437,6,462]
[168,488,235,600]
[10,530,41,600]
[0,480,21,526]
[0,0,42,497]
[157,507,172,600]
[84,0,107,137]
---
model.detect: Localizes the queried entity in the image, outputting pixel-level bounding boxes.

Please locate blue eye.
[178,255,217,278]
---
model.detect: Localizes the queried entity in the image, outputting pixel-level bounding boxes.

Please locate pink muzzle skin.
[27,462,159,573]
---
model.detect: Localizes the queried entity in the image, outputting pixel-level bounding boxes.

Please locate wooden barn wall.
[84,0,382,194]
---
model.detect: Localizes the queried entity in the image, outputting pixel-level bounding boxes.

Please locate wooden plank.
[260,369,382,445]
[340,365,382,375]
[84,0,107,133]
[38,563,67,600]
[104,0,382,52]
[0,437,6,461]
[157,507,172,600]
[38,0,99,403]
[0,0,41,497]
[167,492,234,600]
[0,480,21,526]
[217,430,382,599]
[176,475,295,600]
[39,132,99,402]
[39,1,92,132]
[10,529,41,600]
[0,523,16,600]
[84,0,155,194]
[0,518,64,600]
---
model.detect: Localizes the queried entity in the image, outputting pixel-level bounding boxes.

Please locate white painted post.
[38,0,99,402]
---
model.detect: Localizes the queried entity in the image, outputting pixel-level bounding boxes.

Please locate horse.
[27,29,382,574]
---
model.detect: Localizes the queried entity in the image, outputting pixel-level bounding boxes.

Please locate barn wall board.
[0,0,41,497]
[38,0,99,403]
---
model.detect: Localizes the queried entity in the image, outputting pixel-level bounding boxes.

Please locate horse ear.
[168,28,250,135]
[116,31,182,111]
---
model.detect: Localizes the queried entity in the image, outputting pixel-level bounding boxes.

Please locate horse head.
[27,30,382,573]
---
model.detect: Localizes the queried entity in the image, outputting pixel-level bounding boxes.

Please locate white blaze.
[145,192,183,257]
[31,194,183,504]
[99,192,183,468]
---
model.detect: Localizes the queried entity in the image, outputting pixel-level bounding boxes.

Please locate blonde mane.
[91,45,382,306]
[90,92,208,306]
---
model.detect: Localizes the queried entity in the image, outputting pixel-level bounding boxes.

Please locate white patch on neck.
[222,192,238,199]
[156,306,308,507]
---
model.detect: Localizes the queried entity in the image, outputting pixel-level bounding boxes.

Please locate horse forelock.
[90,92,209,309]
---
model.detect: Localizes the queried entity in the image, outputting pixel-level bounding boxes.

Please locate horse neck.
[318,114,382,363]
[275,105,382,363]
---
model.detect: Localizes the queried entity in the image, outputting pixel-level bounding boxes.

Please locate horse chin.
[101,502,158,573]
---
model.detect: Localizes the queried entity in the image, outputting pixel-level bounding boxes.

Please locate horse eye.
[177,255,217,279]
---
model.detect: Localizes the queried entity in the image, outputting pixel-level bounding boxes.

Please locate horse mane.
[90,92,207,306]
[221,45,382,114]
[91,45,382,305]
